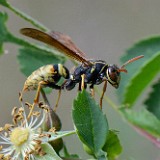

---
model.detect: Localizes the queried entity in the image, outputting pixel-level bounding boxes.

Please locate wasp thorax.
[107,64,121,88]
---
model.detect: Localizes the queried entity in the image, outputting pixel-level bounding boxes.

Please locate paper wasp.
[20,28,144,114]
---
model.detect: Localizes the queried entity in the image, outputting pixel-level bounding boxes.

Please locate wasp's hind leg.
[100,79,107,109]
[28,81,48,119]
[47,83,63,112]
[53,89,62,112]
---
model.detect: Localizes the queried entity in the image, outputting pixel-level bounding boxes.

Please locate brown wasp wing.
[49,31,86,57]
[20,28,91,66]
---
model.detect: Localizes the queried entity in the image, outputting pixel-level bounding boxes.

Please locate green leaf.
[120,108,160,138]
[118,36,160,106]
[103,130,122,160]
[0,0,10,7]
[144,79,160,120]
[46,130,76,142]
[18,47,66,76]
[123,52,160,106]
[0,12,9,42]
[35,143,62,160]
[0,12,11,54]
[72,90,108,157]
[0,42,3,55]
[0,12,30,51]
[0,12,18,44]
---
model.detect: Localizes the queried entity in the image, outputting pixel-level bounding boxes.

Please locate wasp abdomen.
[23,64,65,91]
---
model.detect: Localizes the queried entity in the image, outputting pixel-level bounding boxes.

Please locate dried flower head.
[0,98,50,160]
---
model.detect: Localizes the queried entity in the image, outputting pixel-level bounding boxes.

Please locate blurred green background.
[0,0,160,159]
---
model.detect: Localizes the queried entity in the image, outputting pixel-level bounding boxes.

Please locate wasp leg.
[28,81,47,119]
[47,83,62,111]
[90,84,95,98]
[81,74,85,90]
[100,79,107,109]
[35,81,48,103]
[53,81,67,111]
[54,89,62,112]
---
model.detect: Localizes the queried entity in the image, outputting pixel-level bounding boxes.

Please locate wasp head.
[106,55,144,88]
[106,65,123,88]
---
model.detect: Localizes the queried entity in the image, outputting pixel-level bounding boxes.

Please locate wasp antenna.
[118,68,128,73]
[121,55,144,69]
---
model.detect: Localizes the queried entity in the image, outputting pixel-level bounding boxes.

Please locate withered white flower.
[0,99,50,160]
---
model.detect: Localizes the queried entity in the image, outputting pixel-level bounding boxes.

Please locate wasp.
[20,28,144,113]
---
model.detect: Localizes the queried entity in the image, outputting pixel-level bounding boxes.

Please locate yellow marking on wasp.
[58,64,67,78]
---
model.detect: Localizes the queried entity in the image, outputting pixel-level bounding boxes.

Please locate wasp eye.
[107,65,121,88]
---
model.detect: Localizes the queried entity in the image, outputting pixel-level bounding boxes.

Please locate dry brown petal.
[31,111,40,116]
[11,107,18,116]
[39,133,51,138]
[13,114,23,124]
[25,102,32,109]
[0,154,4,159]
[0,127,4,132]
[49,127,56,133]
[0,145,3,151]
[18,107,24,113]
[4,124,13,131]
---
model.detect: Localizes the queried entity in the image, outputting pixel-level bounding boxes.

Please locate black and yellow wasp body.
[20,28,144,110]
[65,60,120,91]
[23,64,69,91]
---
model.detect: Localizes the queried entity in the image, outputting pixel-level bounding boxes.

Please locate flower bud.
[42,107,62,131]
[41,106,63,153]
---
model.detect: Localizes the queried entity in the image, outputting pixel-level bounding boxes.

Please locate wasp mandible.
[20,28,144,112]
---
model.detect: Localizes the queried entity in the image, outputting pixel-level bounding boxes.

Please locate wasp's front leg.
[100,79,107,109]
[81,74,85,90]
[89,84,95,98]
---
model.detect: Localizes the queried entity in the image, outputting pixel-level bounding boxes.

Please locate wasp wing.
[20,28,91,66]
[49,31,86,57]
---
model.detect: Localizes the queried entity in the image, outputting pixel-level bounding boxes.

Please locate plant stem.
[41,89,50,107]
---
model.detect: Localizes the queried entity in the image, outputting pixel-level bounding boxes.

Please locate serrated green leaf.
[35,143,62,160]
[17,47,66,76]
[120,108,160,138]
[0,0,9,7]
[144,79,160,119]
[103,130,122,160]
[118,36,160,106]
[123,52,160,106]
[72,90,108,156]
